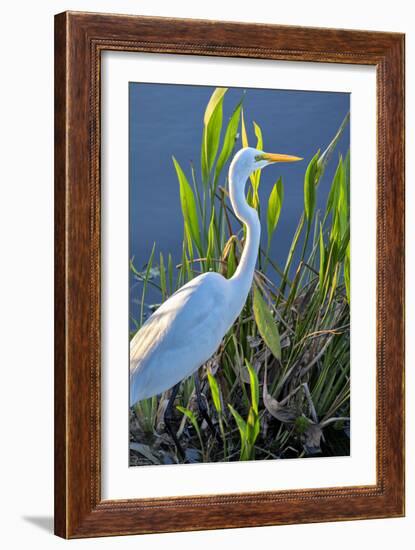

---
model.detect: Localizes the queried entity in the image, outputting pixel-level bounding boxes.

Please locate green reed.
[129,88,350,466]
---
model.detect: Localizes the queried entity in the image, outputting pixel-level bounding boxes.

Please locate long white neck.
[227,160,260,312]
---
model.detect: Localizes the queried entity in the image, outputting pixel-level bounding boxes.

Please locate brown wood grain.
[54,11,405,539]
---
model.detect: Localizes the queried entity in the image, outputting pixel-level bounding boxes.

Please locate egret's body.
[130,147,301,407]
[130,272,230,402]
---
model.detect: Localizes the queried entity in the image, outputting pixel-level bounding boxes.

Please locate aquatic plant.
[129,88,350,465]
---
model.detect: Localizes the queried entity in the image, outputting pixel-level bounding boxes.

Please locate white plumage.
[130,147,302,406]
[130,272,231,402]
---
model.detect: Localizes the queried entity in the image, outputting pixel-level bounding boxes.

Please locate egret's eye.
[254,154,265,162]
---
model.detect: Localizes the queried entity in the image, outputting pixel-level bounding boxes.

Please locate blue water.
[129,83,349,325]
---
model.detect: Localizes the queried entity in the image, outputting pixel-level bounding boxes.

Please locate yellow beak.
[260,152,303,163]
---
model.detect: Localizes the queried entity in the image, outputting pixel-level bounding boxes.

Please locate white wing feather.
[130,272,232,404]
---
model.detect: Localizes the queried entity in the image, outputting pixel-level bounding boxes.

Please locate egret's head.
[230,147,302,180]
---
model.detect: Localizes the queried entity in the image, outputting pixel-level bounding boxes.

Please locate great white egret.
[130,147,302,455]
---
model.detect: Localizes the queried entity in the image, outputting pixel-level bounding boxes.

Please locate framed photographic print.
[54,11,405,538]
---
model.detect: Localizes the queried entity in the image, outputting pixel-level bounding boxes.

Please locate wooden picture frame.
[54,11,405,538]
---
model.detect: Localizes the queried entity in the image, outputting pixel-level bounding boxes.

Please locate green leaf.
[214,100,242,188]
[251,184,260,211]
[240,111,261,209]
[176,406,202,441]
[337,159,348,238]
[180,240,192,282]
[159,252,167,300]
[222,235,237,279]
[241,109,249,148]
[319,224,325,289]
[177,405,205,456]
[338,224,350,262]
[326,156,343,214]
[304,151,320,223]
[345,149,350,196]
[251,121,264,191]
[253,121,263,151]
[204,87,227,126]
[252,285,281,360]
[328,156,349,254]
[206,210,216,266]
[206,105,223,171]
[247,408,260,443]
[207,373,222,413]
[201,87,227,182]
[228,403,258,461]
[328,263,339,306]
[227,240,236,279]
[282,213,305,274]
[184,224,194,260]
[245,360,259,415]
[228,404,247,440]
[344,243,350,304]
[318,112,350,179]
[172,156,202,254]
[167,253,173,295]
[134,395,158,434]
[246,186,254,208]
[266,177,284,240]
